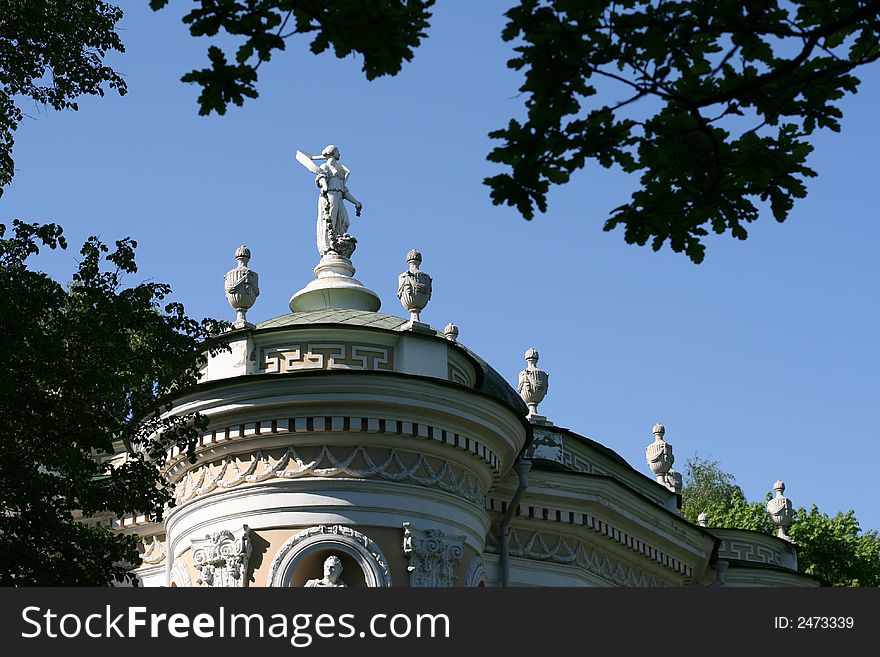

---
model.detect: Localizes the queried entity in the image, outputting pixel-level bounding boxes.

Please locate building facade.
[94,147,816,588]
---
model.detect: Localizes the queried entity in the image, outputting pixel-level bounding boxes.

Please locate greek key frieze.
[562,449,607,475]
[717,539,782,566]
[260,342,394,373]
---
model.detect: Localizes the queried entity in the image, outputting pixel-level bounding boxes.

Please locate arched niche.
[464,555,486,587]
[169,557,193,588]
[267,525,391,588]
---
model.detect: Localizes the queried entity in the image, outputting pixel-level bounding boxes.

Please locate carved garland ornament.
[505,530,664,587]
[486,496,691,577]
[174,445,485,506]
[140,536,167,566]
[267,525,392,588]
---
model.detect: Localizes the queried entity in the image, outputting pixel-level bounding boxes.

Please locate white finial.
[767,480,794,541]
[697,512,708,527]
[646,422,676,492]
[224,245,259,329]
[517,348,549,421]
[397,249,433,328]
[444,323,459,342]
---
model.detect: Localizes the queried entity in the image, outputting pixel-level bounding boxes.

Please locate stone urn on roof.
[224,245,260,329]
[767,480,794,542]
[397,249,433,331]
[517,348,549,421]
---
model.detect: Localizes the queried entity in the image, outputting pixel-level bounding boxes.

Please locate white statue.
[295,145,363,258]
[304,555,347,588]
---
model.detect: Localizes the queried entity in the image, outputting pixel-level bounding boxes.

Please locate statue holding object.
[295,145,363,259]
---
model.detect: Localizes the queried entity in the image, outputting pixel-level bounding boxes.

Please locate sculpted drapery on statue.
[295,145,363,258]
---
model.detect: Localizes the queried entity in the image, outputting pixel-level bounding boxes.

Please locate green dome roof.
[257,309,411,332]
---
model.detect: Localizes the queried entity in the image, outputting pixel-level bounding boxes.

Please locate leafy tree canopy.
[0,221,222,585]
[0,1,127,196]
[682,454,880,586]
[151,0,880,263]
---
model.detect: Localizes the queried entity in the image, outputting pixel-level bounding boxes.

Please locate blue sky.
[4,2,879,532]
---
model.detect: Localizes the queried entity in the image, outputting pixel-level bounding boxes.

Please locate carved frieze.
[174,445,485,506]
[260,342,394,374]
[716,539,783,566]
[504,529,664,587]
[485,496,692,578]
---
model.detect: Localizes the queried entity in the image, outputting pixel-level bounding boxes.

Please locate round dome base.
[289,278,381,312]
[289,255,380,312]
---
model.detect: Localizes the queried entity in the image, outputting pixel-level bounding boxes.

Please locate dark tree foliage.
[0,221,223,585]
[0,1,127,196]
[147,0,434,115]
[682,455,880,586]
[153,0,880,262]
[488,0,880,263]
